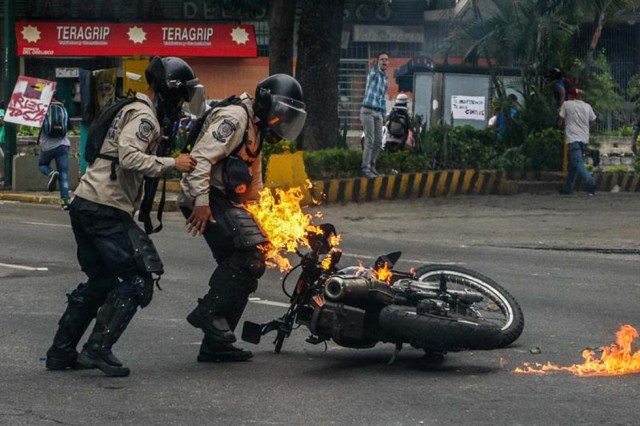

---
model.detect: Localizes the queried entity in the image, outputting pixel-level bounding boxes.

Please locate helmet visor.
[167,77,200,102]
[267,95,307,141]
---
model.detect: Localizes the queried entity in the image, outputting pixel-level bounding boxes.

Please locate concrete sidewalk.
[0,170,637,209]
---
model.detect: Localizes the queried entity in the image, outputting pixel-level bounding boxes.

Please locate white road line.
[22,221,71,228]
[341,252,465,265]
[248,299,290,308]
[0,262,49,271]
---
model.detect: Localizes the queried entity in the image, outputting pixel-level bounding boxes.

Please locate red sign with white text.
[16,22,257,57]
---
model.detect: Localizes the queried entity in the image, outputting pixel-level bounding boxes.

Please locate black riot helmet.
[254,74,307,143]
[145,56,199,122]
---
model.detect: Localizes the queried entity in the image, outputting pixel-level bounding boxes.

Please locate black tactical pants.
[69,196,155,305]
[47,197,160,367]
[182,202,266,336]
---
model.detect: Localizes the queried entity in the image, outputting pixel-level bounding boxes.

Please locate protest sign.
[4,76,56,127]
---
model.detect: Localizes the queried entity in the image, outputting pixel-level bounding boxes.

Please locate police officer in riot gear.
[179,74,307,362]
[45,56,199,377]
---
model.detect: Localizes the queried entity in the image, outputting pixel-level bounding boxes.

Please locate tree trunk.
[584,11,606,82]
[296,0,344,150]
[268,0,297,76]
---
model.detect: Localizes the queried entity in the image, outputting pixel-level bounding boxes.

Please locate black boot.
[187,298,236,343]
[198,334,253,362]
[46,286,103,371]
[77,293,138,377]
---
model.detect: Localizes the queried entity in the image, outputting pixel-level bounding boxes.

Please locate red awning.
[16,22,257,57]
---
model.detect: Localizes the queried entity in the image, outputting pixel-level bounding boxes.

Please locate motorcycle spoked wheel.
[409,264,524,349]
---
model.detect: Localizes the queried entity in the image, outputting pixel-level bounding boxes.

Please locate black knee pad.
[128,225,164,275]
[114,275,154,308]
[132,275,155,308]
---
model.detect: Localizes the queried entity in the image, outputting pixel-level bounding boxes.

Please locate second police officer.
[178,74,307,362]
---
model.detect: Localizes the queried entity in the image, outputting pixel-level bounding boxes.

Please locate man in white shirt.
[558,88,597,195]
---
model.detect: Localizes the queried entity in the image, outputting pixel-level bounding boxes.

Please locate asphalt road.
[1,192,639,425]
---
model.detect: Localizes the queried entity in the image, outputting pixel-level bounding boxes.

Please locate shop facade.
[6,0,430,131]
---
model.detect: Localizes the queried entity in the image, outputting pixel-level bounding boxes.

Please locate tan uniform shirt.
[75,93,176,215]
[179,93,263,209]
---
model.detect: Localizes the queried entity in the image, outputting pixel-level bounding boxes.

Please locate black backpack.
[85,97,142,179]
[387,109,408,138]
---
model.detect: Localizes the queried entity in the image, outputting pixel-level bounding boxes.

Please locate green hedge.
[302,149,432,180]
[260,125,568,180]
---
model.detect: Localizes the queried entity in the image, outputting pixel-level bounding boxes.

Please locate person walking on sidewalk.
[360,51,389,179]
[44,57,199,377]
[38,97,72,209]
[558,88,597,195]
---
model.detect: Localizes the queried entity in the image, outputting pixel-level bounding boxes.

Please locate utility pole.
[3,0,17,187]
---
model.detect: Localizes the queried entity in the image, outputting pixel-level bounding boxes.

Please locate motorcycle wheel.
[414,264,524,348]
[379,304,505,351]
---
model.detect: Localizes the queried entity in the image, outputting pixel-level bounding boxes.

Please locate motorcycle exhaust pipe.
[325,276,394,306]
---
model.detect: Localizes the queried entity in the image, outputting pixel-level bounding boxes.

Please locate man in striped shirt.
[360,52,389,179]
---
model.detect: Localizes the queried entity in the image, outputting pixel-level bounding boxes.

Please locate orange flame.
[515,325,640,376]
[372,262,393,283]
[320,256,332,271]
[321,247,342,271]
[245,187,321,272]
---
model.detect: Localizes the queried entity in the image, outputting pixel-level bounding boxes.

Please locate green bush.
[426,125,498,169]
[303,148,362,180]
[520,128,563,171]
[300,148,432,180]
[594,127,634,137]
[17,126,41,137]
[17,125,80,137]
[491,146,527,174]
[297,124,564,179]
[376,150,431,174]
[603,165,629,176]
[573,53,624,123]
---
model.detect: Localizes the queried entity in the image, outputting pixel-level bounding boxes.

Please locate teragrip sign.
[16,22,257,57]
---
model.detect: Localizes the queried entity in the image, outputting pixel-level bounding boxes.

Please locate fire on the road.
[514,324,640,376]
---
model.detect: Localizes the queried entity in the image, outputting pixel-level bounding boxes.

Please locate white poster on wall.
[451,95,486,121]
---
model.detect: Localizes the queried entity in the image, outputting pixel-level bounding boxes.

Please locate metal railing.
[338,59,369,133]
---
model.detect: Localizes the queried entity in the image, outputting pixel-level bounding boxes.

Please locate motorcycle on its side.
[242,224,524,363]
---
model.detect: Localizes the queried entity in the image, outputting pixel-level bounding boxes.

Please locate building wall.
[188,57,270,100]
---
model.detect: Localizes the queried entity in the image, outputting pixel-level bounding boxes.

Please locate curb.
[312,170,517,204]
[0,193,63,206]
[1,171,637,208]
[0,192,180,211]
